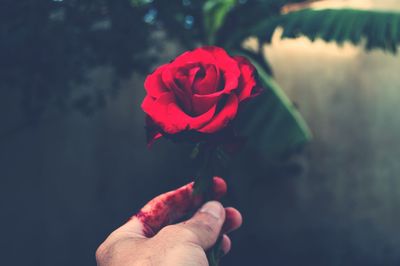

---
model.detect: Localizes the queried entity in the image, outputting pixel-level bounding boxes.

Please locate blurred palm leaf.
[227,7,400,156]
[203,0,237,44]
[234,53,312,157]
[252,8,400,53]
[217,0,310,48]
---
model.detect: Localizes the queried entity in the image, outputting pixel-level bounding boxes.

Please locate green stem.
[207,236,223,266]
[192,144,223,266]
[193,144,215,199]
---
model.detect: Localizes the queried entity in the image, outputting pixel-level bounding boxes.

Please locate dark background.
[1,1,400,265]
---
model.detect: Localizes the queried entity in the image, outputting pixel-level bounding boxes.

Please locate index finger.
[124,177,227,237]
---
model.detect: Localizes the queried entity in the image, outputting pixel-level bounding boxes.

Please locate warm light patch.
[284,0,400,13]
[311,0,400,11]
[311,0,374,10]
[265,28,359,59]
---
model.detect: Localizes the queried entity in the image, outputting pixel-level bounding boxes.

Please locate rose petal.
[191,92,223,115]
[161,67,181,92]
[192,64,219,95]
[175,65,201,93]
[144,64,170,97]
[141,95,156,115]
[202,47,240,94]
[142,92,217,133]
[142,93,183,134]
[161,68,192,113]
[234,56,257,102]
[168,103,216,130]
[172,47,240,95]
[198,94,239,133]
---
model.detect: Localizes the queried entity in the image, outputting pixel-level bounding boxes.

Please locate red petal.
[175,65,201,92]
[161,67,181,92]
[202,47,240,94]
[198,94,239,133]
[161,68,192,112]
[233,56,257,102]
[142,92,216,134]
[172,47,240,96]
[141,95,155,114]
[142,93,183,134]
[191,92,223,115]
[168,103,216,130]
[192,64,219,95]
[144,64,169,97]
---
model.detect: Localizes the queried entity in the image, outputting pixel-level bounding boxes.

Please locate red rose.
[142,46,259,144]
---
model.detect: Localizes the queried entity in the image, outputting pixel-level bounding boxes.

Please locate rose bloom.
[142,46,260,144]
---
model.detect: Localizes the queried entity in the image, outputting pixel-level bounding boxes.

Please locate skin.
[96,177,242,266]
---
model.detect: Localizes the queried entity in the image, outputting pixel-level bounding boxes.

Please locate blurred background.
[1,0,400,265]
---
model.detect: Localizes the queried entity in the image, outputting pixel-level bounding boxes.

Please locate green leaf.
[234,53,312,157]
[252,8,400,53]
[130,0,152,7]
[203,0,237,45]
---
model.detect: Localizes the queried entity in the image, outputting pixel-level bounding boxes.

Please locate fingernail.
[199,201,222,219]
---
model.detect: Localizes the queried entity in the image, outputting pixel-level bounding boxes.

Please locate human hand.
[96,177,242,266]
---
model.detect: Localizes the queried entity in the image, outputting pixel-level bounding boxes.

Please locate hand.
[96,177,242,266]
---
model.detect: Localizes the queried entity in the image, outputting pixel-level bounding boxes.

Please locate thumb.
[174,201,225,250]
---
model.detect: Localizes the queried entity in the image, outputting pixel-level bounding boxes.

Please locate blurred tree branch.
[1,0,153,121]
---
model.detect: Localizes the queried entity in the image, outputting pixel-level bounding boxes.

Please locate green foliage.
[252,8,400,53]
[203,0,237,44]
[217,0,308,48]
[130,0,153,6]
[234,52,312,157]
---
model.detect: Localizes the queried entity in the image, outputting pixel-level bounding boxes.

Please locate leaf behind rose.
[248,8,400,54]
[203,0,237,45]
[234,54,312,158]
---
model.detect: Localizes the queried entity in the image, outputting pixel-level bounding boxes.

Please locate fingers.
[221,234,231,255]
[124,177,227,237]
[222,207,242,234]
[218,208,241,256]
[174,201,226,250]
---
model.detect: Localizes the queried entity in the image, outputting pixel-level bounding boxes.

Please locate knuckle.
[95,230,128,263]
[157,225,193,243]
[95,243,108,262]
[162,224,197,239]
[198,220,217,235]
[95,239,120,264]
[178,225,199,240]
[158,225,177,236]
[164,224,200,244]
